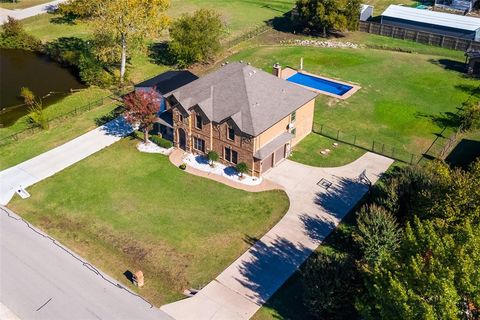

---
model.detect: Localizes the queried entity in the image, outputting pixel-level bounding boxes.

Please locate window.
[195,114,203,129]
[224,147,238,164]
[227,125,235,141]
[291,128,296,136]
[193,137,205,152]
[179,114,184,122]
[291,111,296,122]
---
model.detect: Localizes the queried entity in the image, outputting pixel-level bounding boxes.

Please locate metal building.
[381,5,480,41]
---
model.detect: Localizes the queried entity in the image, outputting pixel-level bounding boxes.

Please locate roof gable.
[166,62,318,136]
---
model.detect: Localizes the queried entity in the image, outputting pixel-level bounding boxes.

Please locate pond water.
[0,48,86,127]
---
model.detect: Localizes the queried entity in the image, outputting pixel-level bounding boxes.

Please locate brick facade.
[168,96,314,177]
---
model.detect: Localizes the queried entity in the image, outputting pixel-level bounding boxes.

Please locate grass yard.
[8,138,290,305]
[0,102,119,170]
[228,45,479,158]
[290,134,366,167]
[0,0,52,9]
[0,87,110,140]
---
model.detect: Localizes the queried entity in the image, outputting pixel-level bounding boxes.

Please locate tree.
[354,204,401,266]
[20,87,48,129]
[359,217,480,320]
[60,0,170,84]
[123,90,161,142]
[235,162,248,177]
[294,0,360,37]
[207,151,219,166]
[169,9,224,67]
[302,252,360,319]
[460,99,480,131]
[0,16,42,51]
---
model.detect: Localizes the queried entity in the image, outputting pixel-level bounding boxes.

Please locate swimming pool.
[287,73,353,96]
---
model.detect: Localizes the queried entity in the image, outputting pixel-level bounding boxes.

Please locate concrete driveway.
[161,152,393,319]
[0,117,132,206]
[0,206,172,320]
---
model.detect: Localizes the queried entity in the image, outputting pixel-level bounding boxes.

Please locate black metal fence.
[313,123,422,164]
[222,24,270,49]
[0,94,117,147]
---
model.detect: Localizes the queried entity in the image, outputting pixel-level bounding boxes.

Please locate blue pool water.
[287,73,353,96]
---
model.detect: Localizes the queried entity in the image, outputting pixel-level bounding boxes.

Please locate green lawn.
[0,102,119,170]
[8,138,289,305]
[0,87,111,140]
[0,0,52,9]
[290,133,366,167]
[228,45,478,158]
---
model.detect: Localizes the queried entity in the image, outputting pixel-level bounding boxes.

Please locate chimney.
[272,62,282,78]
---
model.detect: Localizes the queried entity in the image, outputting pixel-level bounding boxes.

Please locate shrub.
[0,17,42,51]
[179,163,187,170]
[78,53,114,87]
[207,151,219,166]
[149,135,173,149]
[235,162,248,177]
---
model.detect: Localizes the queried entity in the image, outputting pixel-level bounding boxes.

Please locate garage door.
[274,144,286,165]
[261,153,274,173]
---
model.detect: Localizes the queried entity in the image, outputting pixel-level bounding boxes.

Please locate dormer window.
[227,125,235,141]
[195,114,202,129]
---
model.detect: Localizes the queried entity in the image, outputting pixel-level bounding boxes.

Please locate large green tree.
[59,0,170,84]
[359,217,480,319]
[354,204,401,266]
[295,0,360,37]
[169,8,224,67]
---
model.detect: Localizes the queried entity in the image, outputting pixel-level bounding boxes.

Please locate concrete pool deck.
[281,67,361,100]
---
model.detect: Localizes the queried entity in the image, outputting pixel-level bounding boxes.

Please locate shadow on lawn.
[100,117,133,137]
[416,109,463,130]
[255,207,363,319]
[238,176,371,318]
[429,58,467,73]
[148,42,176,66]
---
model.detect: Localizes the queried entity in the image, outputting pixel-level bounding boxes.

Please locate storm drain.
[317,178,332,190]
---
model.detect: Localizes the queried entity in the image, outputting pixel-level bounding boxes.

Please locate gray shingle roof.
[165,62,318,136]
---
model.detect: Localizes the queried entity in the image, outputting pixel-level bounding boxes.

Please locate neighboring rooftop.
[381,5,480,31]
[165,62,318,136]
[135,70,199,94]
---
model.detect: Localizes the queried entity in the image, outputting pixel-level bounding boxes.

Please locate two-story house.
[163,62,318,177]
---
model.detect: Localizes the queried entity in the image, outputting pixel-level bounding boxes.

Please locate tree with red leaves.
[123,89,161,143]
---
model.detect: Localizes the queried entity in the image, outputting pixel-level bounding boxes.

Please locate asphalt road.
[0,206,172,320]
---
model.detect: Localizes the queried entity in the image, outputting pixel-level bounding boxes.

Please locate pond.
[0,48,86,127]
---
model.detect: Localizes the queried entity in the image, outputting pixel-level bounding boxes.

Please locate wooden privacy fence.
[359,21,480,51]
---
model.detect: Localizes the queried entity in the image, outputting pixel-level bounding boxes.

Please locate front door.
[178,128,186,150]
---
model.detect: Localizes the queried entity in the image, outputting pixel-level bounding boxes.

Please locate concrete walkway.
[0,0,66,24]
[161,153,394,319]
[0,117,132,205]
